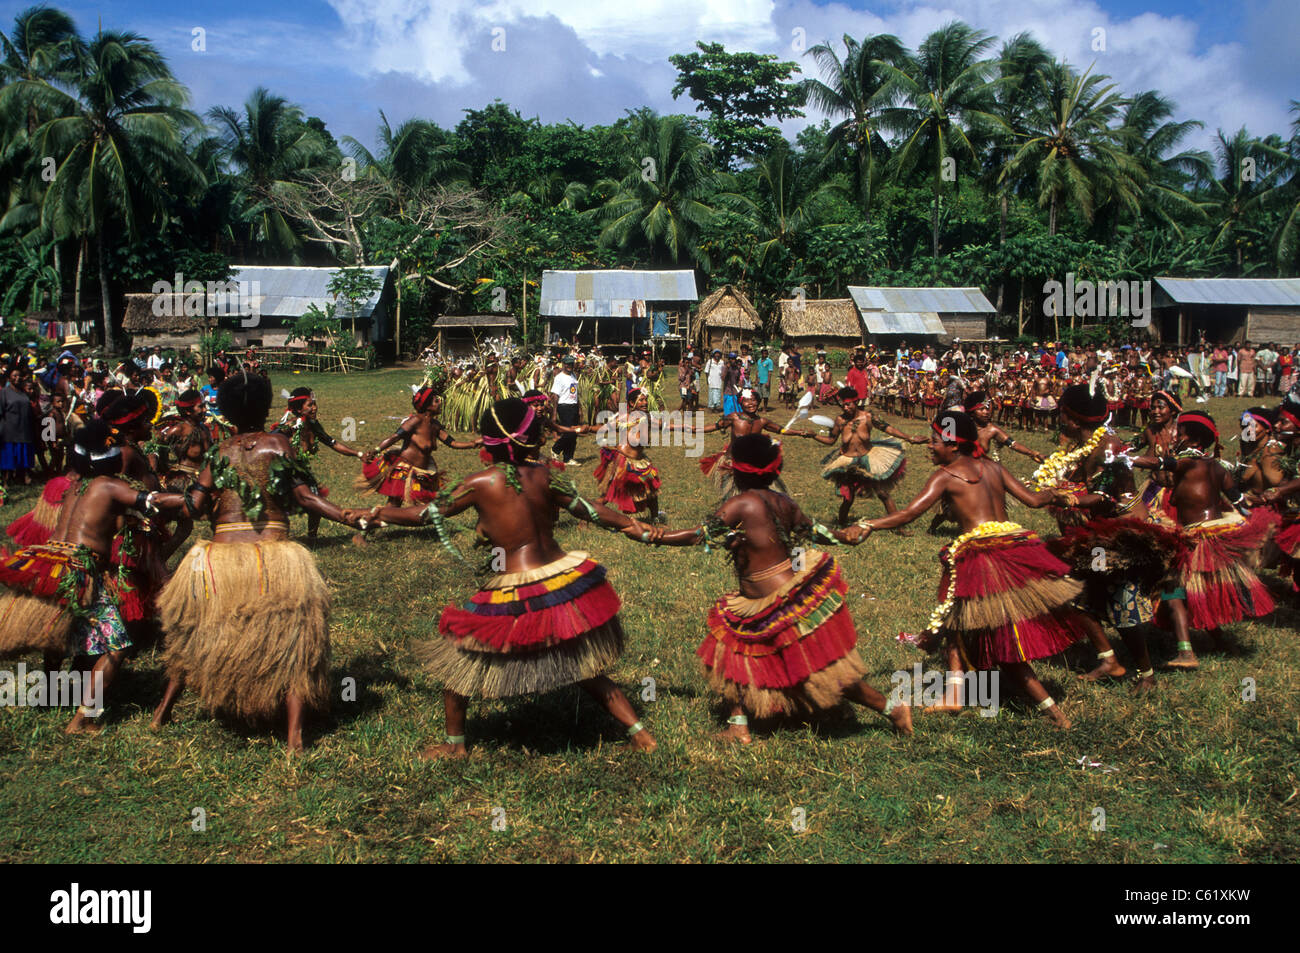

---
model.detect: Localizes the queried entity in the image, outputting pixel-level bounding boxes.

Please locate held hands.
[623,518,664,543]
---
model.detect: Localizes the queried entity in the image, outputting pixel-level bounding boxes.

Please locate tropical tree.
[589,112,722,266]
[801,32,907,219]
[12,28,201,348]
[343,110,463,193]
[880,22,1003,258]
[1001,61,1141,235]
[1108,89,1207,235]
[207,87,334,261]
[1197,127,1286,273]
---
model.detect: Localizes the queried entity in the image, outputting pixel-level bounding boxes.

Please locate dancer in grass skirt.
[0,419,186,734]
[150,373,362,752]
[847,411,1085,728]
[656,433,912,742]
[1130,411,1278,668]
[811,386,926,528]
[367,396,660,759]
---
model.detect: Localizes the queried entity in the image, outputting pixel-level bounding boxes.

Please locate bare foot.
[1131,675,1157,694]
[65,718,104,735]
[287,734,304,753]
[894,528,913,538]
[419,741,468,760]
[1078,656,1127,681]
[715,724,753,745]
[350,532,369,548]
[626,729,658,752]
[1163,651,1199,671]
[889,704,914,735]
[1042,704,1071,729]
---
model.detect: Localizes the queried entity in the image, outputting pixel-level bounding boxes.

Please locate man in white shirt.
[704,349,726,410]
[549,354,582,464]
[921,350,937,374]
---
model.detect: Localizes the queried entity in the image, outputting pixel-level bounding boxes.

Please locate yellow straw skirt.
[159,539,331,720]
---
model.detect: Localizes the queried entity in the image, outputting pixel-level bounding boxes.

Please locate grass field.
[1,368,1296,863]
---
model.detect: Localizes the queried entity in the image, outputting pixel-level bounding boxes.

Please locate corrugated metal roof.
[1154,277,1300,307]
[540,269,697,317]
[231,265,389,320]
[862,311,947,335]
[848,286,995,314]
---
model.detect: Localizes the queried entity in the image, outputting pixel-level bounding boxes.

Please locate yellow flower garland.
[1030,425,1108,490]
[926,520,1024,634]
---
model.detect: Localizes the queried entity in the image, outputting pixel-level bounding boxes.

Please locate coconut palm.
[1108,90,1207,235]
[801,32,907,220]
[984,33,1051,244]
[208,87,333,261]
[589,112,722,266]
[13,29,201,349]
[343,110,464,194]
[1198,127,1286,273]
[1001,61,1141,235]
[1271,101,1300,270]
[879,22,1004,258]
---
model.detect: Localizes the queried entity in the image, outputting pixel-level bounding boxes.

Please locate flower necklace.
[1030,425,1108,489]
[926,520,1024,634]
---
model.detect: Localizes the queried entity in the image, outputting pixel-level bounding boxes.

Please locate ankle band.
[445,734,465,745]
[1137,668,1154,679]
[1177,641,1193,651]
[1097,649,1115,659]
[726,715,748,727]
[627,721,645,736]
[1036,696,1056,711]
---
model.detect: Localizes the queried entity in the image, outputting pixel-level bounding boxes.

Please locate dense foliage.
[2,7,1298,353]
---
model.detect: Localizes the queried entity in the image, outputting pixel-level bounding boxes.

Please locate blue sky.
[5,0,1295,154]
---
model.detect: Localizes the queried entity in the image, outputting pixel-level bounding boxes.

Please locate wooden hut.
[432,314,518,357]
[696,285,761,352]
[777,297,864,351]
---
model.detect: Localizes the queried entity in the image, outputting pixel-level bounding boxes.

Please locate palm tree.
[731,141,839,266]
[343,110,463,193]
[879,21,1003,258]
[208,87,332,261]
[14,29,201,350]
[0,6,85,315]
[0,5,83,131]
[985,33,1051,244]
[1001,61,1141,235]
[1271,101,1300,271]
[1198,127,1286,273]
[589,112,722,266]
[1108,90,1207,235]
[801,32,907,220]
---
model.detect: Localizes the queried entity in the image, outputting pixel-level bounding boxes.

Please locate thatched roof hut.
[778,298,863,350]
[697,285,761,351]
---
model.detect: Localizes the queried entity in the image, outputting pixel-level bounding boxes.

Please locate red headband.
[1279,408,1300,430]
[414,387,437,410]
[175,395,200,409]
[728,449,784,476]
[1153,390,1183,412]
[1179,411,1218,440]
[931,418,984,457]
[288,393,312,410]
[104,403,148,426]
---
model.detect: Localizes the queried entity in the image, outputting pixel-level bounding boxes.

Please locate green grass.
[1,369,1296,863]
